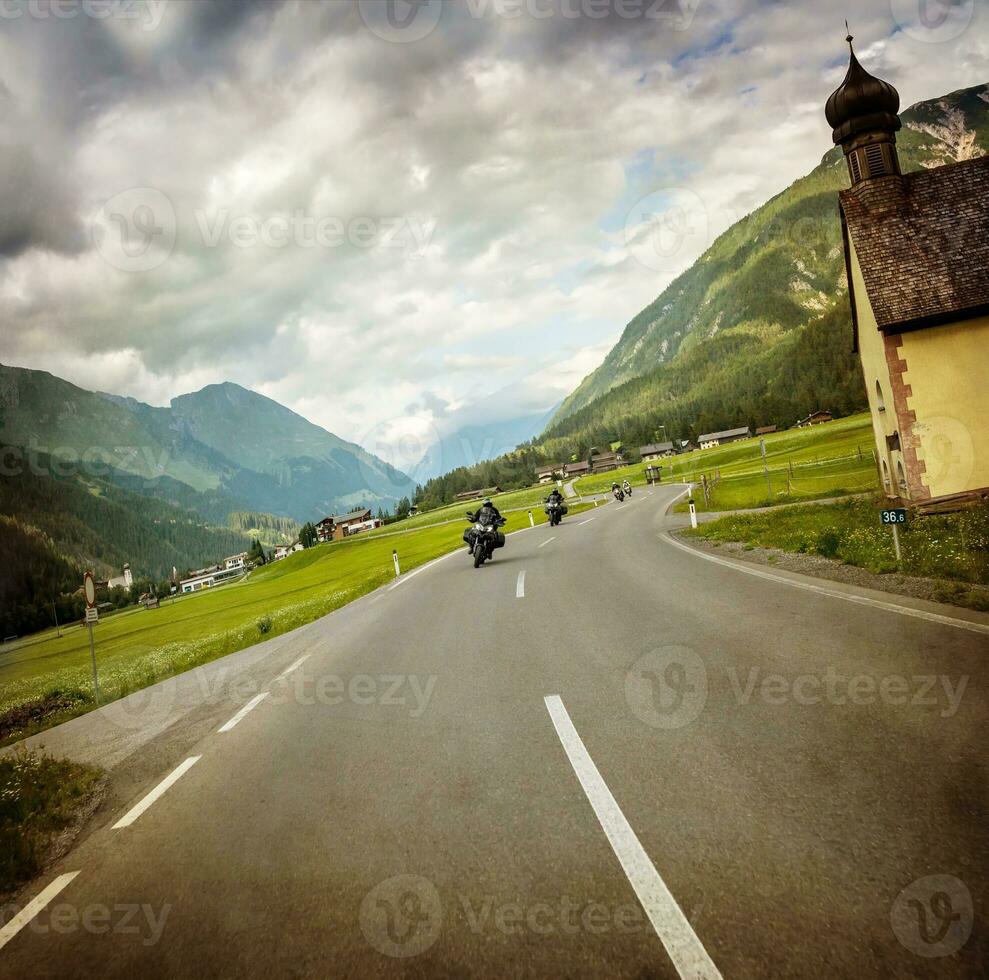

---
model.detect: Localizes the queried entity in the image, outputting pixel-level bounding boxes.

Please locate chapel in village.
[826,36,989,509]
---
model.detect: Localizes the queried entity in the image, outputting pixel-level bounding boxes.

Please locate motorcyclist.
[545,487,564,507]
[465,497,505,553]
[612,482,624,501]
[622,479,632,496]
[467,497,503,525]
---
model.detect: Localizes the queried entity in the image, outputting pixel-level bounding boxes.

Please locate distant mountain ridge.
[0,364,416,523]
[551,83,989,426]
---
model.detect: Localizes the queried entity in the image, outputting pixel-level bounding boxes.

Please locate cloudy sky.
[1,0,986,469]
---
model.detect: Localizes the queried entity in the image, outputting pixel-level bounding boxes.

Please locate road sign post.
[760,438,772,502]
[83,571,101,705]
[880,508,907,567]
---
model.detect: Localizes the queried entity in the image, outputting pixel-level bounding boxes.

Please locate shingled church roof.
[840,155,989,333]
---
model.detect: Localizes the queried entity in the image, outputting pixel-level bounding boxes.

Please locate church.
[827,36,989,509]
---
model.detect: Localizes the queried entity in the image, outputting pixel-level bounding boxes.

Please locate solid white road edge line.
[663,532,989,636]
[543,696,723,980]
[112,757,202,830]
[0,872,80,952]
[218,693,269,732]
[538,536,556,549]
[388,551,457,590]
[276,654,310,680]
[516,570,526,598]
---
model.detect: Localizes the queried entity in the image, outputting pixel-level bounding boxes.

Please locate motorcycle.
[612,486,625,502]
[622,481,633,497]
[465,514,507,568]
[544,499,567,526]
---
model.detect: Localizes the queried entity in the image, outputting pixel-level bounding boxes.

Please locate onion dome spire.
[825,30,902,186]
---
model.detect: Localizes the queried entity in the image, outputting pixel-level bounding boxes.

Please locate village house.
[828,38,989,506]
[535,463,562,484]
[697,427,752,450]
[638,441,677,462]
[755,425,778,436]
[272,542,304,561]
[223,552,248,570]
[454,487,503,502]
[589,450,625,473]
[563,460,591,477]
[179,564,242,594]
[106,563,133,591]
[797,411,833,427]
[320,509,379,541]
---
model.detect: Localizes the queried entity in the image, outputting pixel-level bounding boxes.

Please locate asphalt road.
[2,485,987,978]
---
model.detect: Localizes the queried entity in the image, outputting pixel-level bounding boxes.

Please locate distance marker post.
[392,550,401,577]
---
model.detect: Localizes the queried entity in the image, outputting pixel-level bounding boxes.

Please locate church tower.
[825,34,902,186]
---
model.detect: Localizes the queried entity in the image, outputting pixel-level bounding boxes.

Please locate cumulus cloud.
[0,0,986,462]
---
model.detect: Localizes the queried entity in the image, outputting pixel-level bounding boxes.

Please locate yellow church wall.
[847,240,898,496]
[899,315,989,500]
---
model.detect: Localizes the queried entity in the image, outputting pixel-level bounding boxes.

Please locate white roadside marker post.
[83,570,101,705]
[689,496,698,529]
[528,510,534,527]
[392,550,400,577]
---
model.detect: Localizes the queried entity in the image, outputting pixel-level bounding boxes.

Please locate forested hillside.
[0,449,259,637]
[553,84,988,422]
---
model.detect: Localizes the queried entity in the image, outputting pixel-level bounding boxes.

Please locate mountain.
[0,447,263,638]
[0,366,416,523]
[416,406,558,481]
[550,84,989,431]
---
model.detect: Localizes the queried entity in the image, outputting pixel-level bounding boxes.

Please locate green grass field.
[363,484,566,537]
[683,495,989,605]
[575,413,880,512]
[0,500,597,742]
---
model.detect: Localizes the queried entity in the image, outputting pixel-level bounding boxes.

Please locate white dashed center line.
[516,570,526,598]
[218,693,269,733]
[112,756,202,829]
[538,536,556,549]
[576,517,595,526]
[544,697,722,980]
[0,872,80,951]
[276,654,309,680]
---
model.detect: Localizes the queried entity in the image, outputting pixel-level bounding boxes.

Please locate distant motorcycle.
[622,480,633,497]
[612,485,625,502]
[465,514,507,568]
[545,499,567,526]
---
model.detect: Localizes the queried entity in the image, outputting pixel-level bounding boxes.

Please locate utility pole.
[51,599,61,638]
